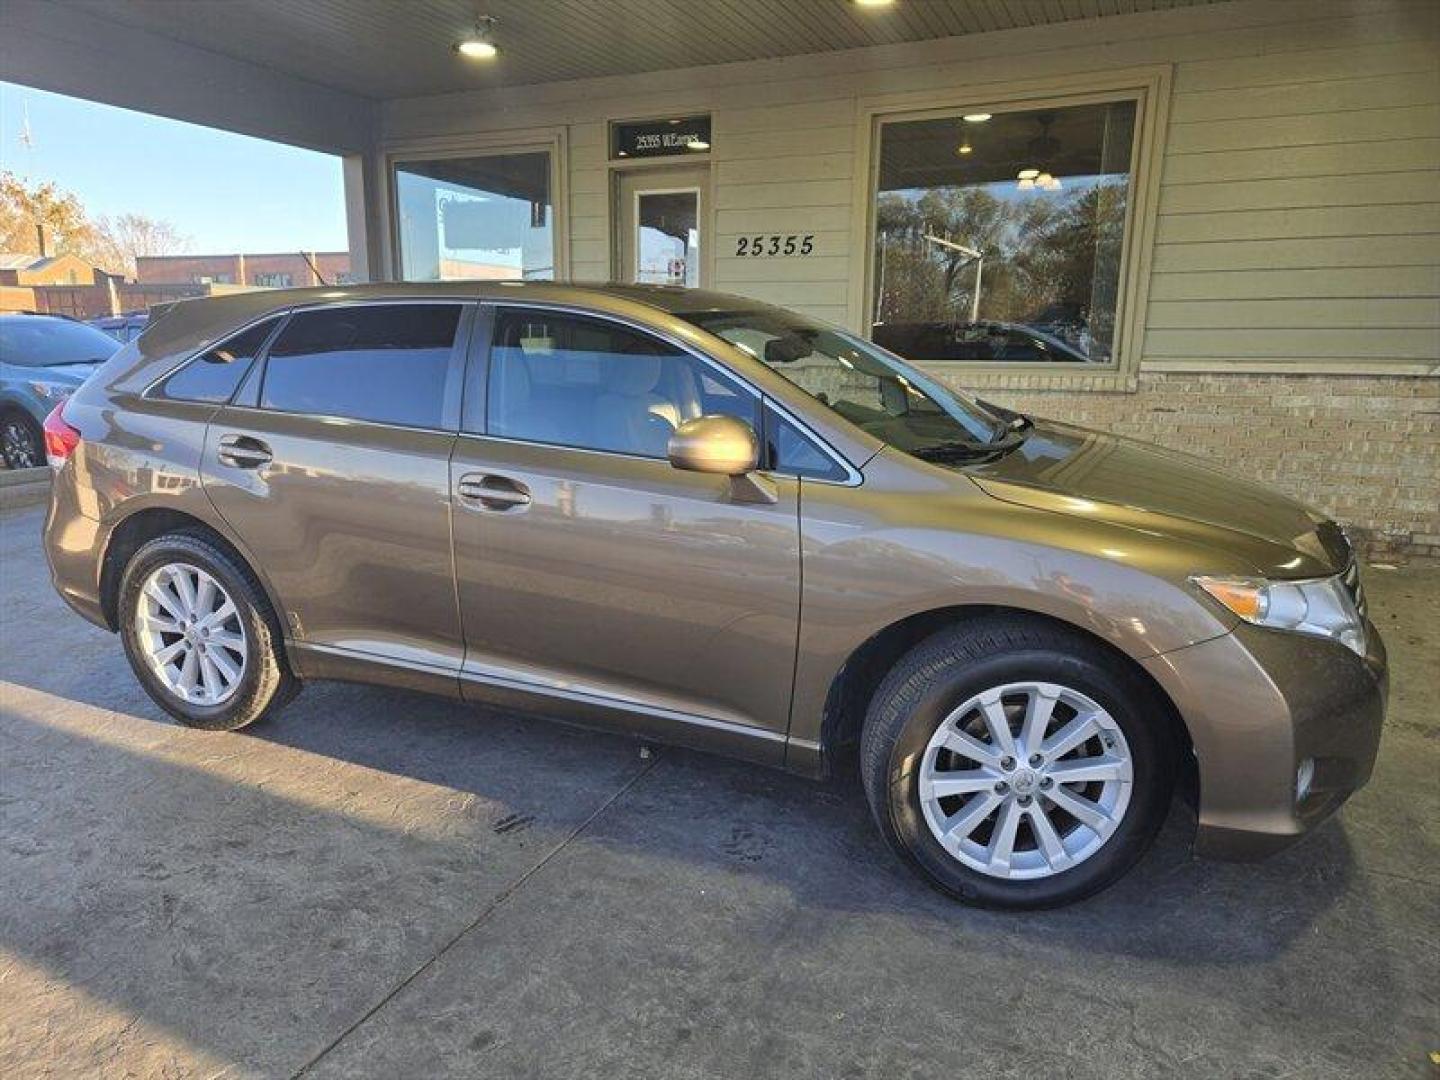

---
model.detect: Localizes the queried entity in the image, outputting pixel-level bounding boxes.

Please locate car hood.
[966,419,1350,578]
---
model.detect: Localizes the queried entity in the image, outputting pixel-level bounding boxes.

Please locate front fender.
[787,451,1241,755]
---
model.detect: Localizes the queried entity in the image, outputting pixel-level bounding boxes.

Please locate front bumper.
[1143,619,1386,860]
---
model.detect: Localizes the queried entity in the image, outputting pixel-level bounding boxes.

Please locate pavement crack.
[289,752,661,1078]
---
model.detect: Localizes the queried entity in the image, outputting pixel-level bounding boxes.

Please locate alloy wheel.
[1,417,41,469]
[917,681,1133,880]
[134,562,249,706]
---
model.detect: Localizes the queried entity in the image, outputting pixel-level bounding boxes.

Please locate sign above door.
[610,115,712,159]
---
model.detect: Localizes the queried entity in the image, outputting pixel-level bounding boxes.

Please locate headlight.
[28,381,72,402]
[1192,573,1366,657]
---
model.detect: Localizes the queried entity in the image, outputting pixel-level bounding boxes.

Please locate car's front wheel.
[118,531,298,730]
[861,617,1176,909]
[1,410,44,469]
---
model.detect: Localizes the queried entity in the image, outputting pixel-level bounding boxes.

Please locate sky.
[0,82,348,254]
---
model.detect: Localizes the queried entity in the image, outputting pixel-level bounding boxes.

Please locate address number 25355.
[735,234,815,257]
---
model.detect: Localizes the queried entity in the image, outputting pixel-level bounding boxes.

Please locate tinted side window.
[158,317,281,403]
[261,304,460,428]
[764,406,846,481]
[486,310,758,458]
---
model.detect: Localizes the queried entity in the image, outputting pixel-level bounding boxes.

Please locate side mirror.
[666,415,776,504]
[667,414,759,475]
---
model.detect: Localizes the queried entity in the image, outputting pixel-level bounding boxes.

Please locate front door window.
[616,167,708,288]
[635,190,699,286]
[486,309,755,458]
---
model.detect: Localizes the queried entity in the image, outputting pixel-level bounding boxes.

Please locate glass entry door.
[615,166,708,287]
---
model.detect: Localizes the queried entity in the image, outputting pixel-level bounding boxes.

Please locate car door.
[449,304,800,762]
[201,300,472,687]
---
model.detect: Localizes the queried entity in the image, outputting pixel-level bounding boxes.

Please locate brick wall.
[135,253,352,286]
[936,371,1440,560]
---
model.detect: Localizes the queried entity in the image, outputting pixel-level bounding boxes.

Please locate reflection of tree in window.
[872,100,1135,365]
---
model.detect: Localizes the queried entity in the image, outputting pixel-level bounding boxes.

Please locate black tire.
[118,531,299,731]
[1,410,44,470]
[860,616,1176,910]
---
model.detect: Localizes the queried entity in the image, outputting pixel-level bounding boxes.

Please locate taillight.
[42,401,81,468]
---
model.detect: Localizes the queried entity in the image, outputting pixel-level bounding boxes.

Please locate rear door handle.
[457,473,531,511]
[217,434,273,469]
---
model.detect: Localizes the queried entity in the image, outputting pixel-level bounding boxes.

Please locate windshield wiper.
[911,441,1007,463]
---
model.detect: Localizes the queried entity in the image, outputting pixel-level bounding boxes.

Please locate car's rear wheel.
[1,410,44,469]
[860,616,1176,909]
[119,532,298,730]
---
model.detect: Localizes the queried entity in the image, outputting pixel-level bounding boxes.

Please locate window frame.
[240,299,475,433]
[462,300,859,485]
[850,66,1172,391]
[381,129,569,285]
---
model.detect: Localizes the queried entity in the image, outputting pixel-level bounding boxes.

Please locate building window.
[393,151,554,282]
[253,272,293,288]
[870,96,1138,367]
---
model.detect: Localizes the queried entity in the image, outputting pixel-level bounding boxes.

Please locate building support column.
[344,154,384,283]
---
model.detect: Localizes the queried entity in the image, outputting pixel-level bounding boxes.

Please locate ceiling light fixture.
[455,15,499,60]
[852,0,896,7]
[1017,113,1065,193]
[962,113,992,123]
[956,138,973,156]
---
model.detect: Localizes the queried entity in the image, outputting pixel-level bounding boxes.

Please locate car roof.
[138,280,788,362]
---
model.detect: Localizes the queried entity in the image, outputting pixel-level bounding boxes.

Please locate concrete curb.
[0,467,51,511]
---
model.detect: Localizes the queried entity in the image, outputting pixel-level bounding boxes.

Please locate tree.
[0,171,99,261]
[94,213,190,277]
[0,171,187,277]
[874,186,1016,324]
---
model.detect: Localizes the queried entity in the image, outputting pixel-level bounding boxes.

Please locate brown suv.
[42,283,1386,908]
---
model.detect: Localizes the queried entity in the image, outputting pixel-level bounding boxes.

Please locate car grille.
[1341,560,1367,619]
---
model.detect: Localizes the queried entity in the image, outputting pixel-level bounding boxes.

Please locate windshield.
[0,317,120,368]
[678,307,1006,452]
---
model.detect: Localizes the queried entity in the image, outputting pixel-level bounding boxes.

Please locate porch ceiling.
[58,0,1227,101]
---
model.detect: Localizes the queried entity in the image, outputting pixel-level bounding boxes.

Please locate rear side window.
[157,317,280,403]
[260,304,460,428]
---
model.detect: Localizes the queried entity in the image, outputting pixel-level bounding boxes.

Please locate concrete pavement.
[1,503,1435,1078]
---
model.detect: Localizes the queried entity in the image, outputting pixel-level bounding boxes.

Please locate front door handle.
[217,434,273,469]
[457,473,531,511]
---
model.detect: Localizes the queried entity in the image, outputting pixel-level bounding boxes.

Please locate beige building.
[0,252,97,287]
[8,0,1438,554]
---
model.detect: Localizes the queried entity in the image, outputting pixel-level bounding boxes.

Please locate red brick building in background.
[135,251,353,287]
[0,251,353,319]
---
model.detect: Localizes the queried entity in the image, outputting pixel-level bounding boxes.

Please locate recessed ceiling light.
[956,139,973,156]
[853,0,895,8]
[962,113,992,123]
[455,15,499,60]
[1018,168,1040,180]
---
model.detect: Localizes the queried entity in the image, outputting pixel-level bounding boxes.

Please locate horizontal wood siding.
[383,0,1440,375]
